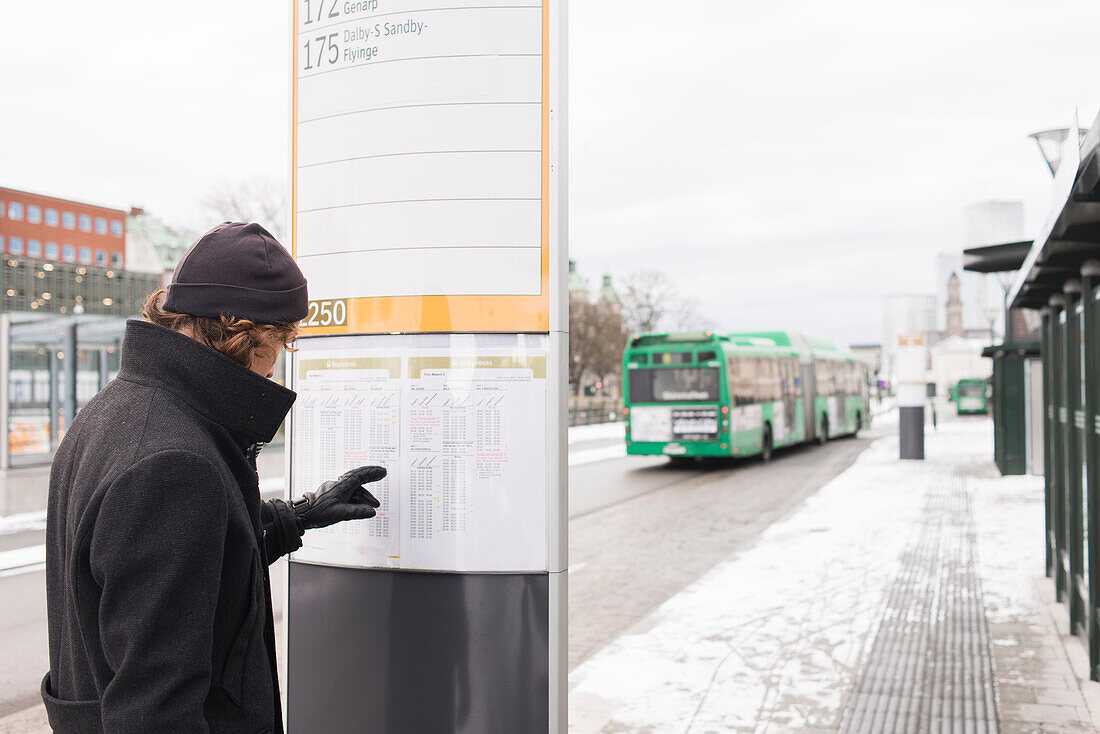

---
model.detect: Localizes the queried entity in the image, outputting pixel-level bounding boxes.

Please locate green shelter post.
[1052,293,1068,603]
[1083,260,1100,678]
[1065,279,1086,635]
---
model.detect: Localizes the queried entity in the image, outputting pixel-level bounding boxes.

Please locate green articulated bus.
[623,331,870,461]
[954,377,989,415]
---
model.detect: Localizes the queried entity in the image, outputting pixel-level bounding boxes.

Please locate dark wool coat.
[43,320,304,734]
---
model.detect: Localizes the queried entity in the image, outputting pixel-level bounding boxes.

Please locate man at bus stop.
[41,222,384,733]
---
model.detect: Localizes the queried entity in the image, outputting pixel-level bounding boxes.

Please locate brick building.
[0,188,164,317]
[0,187,191,466]
[0,187,126,269]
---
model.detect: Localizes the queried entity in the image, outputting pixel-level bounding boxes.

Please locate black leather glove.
[291,466,386,530]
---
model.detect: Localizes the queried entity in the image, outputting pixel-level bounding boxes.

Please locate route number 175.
[304,299,348,327]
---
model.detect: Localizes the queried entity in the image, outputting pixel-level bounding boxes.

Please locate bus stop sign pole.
[897,332,926,460]
[284,1,567,731]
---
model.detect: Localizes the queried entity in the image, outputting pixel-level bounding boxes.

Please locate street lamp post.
[981,302,1000,347]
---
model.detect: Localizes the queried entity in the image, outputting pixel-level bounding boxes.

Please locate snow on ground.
[569,418,1002,733]
[970,443,1044,630]
[568,421,625,445]
[0,510,46,535]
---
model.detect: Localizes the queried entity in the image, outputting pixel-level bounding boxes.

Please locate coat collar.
[116,319,296,444]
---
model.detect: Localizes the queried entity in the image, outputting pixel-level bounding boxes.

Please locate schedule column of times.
[293,0,545,303]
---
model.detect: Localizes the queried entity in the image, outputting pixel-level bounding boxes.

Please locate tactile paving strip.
[839,469,999,734]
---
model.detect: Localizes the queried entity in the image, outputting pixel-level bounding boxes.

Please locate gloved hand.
[291,466,386,530]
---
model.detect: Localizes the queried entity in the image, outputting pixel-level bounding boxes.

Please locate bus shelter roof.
[981,340,1041,359]
[8,312,129,348]
[962,241,1032,274]
[1009,110,1100,310]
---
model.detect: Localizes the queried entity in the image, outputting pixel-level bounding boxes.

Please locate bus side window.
[782,357,796,399]
[748,357,763,404]
[816,360,832,396]
[765,356,774,402]
[753,357,767,403]
[728,356,747,407]
[768,357,782,401]
[742,357,756,404]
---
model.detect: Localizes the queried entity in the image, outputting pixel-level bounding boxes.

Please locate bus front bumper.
[626,441,730,458]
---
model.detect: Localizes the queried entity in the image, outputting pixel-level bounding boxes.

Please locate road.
[0,420,882,728]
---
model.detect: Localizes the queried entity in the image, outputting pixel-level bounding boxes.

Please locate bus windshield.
[629,367,720,403]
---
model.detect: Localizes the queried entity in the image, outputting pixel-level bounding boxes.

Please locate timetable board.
[290,333,549,572]
[291,0,551,335]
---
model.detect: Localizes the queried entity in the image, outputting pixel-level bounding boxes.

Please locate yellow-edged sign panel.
[292,0,550,334]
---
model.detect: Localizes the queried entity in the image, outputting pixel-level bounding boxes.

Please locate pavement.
[5,412,1100,733]
[569,415,1100,733]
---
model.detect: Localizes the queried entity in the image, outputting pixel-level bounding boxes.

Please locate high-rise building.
[963,201,1026,341]
[964,201,1025,249]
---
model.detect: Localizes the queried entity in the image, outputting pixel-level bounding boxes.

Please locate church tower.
[946,272,963,337]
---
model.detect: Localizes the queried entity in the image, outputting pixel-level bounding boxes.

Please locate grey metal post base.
[63,325,77,428]
[287,562,549,733]
[900,406,925,460]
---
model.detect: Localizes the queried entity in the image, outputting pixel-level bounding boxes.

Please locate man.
[41,222,382,733]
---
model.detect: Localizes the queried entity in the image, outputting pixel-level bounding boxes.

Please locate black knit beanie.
[163,222,308,323]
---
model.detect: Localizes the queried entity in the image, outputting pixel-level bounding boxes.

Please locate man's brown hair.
[142,289,300,369]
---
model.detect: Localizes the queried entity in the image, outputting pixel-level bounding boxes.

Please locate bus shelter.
[0,312,127,468]
[1008,110,1100,680]
[962,242,1043,476]
[980,341,1041,476]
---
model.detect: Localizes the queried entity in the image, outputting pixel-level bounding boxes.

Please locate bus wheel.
[816,416,828,445]
[761,425,773,462]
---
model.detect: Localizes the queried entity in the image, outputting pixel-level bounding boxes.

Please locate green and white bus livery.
[623,331,869,461]
[954,378,989,415]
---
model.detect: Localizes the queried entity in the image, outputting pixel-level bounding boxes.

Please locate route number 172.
[304,299,348,327]
[302,0,340,24]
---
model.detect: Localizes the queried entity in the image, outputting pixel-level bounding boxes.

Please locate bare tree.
[619,270,708,334]
[618,271,677,334]
[666,296,706,332]
[569,298,627,394]
[200,177,287,240]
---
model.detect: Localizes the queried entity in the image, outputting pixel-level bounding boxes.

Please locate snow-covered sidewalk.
[569,418,1100,733]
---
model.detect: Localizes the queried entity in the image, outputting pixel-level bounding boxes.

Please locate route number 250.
[304,299,348,327]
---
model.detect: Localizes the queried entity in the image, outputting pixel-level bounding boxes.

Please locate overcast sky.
[2,0,1099,345]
